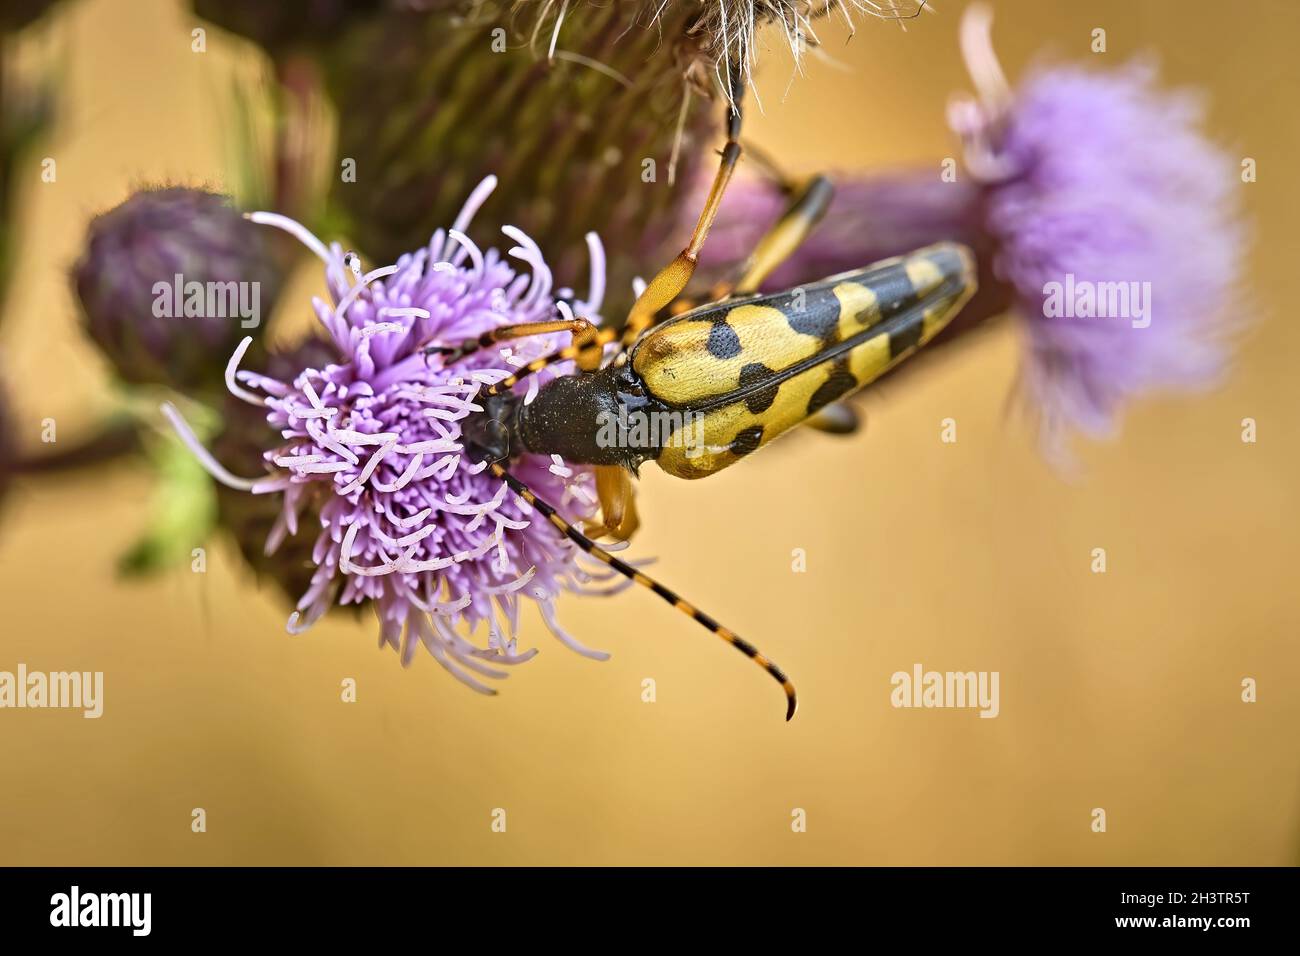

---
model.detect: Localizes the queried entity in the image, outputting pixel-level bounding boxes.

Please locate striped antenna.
[489,462,798,720]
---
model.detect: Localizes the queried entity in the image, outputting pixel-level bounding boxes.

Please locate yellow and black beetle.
[514,242,974,479]
[439,241,976,721]
[429,73,977,720]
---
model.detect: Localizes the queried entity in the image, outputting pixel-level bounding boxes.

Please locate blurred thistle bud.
[72,187,284,395]
[190,0,386,60]
[947,6,1247,447]
[690,1,930,93]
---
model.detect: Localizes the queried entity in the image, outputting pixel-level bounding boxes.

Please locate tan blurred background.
[1,0,1297,865]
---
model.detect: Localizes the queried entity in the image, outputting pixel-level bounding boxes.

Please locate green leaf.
[118,425,219,577]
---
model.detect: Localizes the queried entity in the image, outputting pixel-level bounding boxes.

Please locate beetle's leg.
[731,174,835,295]
[583,464,640,541]
[805,402,861,435]
[425,315,602,368]
[664,171,835,316]
[620,60,746,348]
[479,326,622,398]
[490,461,797,720]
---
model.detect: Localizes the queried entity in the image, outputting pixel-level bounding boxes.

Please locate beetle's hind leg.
[805,402,861,435]
[730,173,835,296]
[666,169,836,316]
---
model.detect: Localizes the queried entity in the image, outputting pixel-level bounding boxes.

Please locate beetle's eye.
[615,365,642,393]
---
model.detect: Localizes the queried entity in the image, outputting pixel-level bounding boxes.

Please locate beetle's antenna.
[488,462,798,720]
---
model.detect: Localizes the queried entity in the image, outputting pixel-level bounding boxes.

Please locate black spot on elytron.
[780,285,842,341]
[865,263,919,315]
[730,425,764,458]
[738,362,779,414]
[707,319,741,358]
[889,318,924,359]
[807,362,858,416]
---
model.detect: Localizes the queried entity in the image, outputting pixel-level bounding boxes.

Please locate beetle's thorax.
[512,363,667,472]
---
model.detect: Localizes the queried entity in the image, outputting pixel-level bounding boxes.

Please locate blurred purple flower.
[707,5,1247,446]
[164,177,615,692]
[950,5,1246,442]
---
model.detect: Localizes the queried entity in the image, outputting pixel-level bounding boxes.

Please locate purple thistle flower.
[949,5,1247,443]
[163,177,618,692]
[706,5,1247,448]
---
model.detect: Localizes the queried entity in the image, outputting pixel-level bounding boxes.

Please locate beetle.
[428,71,976,720]
[433,239,976,721]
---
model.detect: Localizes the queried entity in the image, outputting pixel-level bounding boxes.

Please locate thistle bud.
[72,187,284,395]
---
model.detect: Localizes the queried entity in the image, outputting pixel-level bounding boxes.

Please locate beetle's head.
[461,390,520,465]
[517,365,662,472]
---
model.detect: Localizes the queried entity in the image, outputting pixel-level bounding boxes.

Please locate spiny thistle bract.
[321,0,716,314]
[191,1,928,318]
